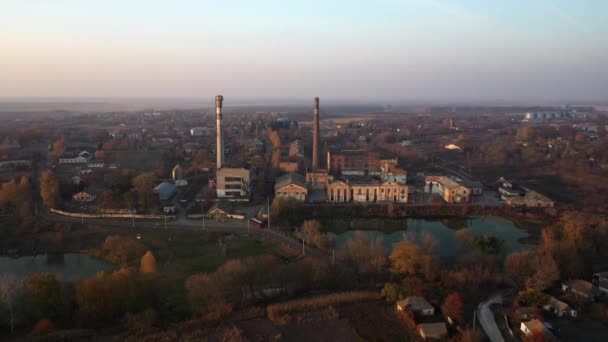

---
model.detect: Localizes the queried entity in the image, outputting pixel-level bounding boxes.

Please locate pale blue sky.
[1,0,607,103]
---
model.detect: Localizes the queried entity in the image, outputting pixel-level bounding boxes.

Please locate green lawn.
[134,228,278,277]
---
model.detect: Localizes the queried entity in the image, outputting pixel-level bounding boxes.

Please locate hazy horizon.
[1,1,607,103]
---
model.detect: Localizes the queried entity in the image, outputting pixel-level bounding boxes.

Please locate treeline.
[0,176,35,233]
[271,198,554,229]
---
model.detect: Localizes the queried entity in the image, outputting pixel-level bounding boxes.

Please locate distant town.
[1,99,607,341]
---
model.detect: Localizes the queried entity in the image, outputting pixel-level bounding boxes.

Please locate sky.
[1,0,607,104]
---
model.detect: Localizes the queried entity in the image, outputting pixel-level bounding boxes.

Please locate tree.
[302,220,329,249]
[442,292,464,322]
[140,251,157,274]
[338,232,386,280]
[51,136,65,158]
[389,239,439,281]
[23,273,63,320]
[0,275,22,334]
[131,172,158,211]
[526,253,560,291]
[381,282,402,303]
[97,190,120,210]
[40,170,60,209]
[518,289,549,307]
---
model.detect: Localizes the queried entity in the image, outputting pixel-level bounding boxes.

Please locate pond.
[329,216,532,257]
[0,253,116,280]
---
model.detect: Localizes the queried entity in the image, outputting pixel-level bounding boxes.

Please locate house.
[396,296,435,316]
[73,191,96,203]
[562,280,601,301]
[274,173,308,201]
[592,272,608,294]
[543,296,576,317]
[153,182,176,201]
[417,323,448,340]
[520,319,556,340]
[425,176,471,203]
[207,201,246,220]
[516,306,538,321]
[216,166,253,200]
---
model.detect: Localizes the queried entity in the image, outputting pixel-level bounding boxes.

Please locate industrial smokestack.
[215,95,224,169]
[312,97,319,171]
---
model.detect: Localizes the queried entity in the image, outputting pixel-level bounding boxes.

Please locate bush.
[267,291,380,324]
[31,319,53,335]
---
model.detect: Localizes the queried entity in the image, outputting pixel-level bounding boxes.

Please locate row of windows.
[225,184,242,190]
[224,177,243,182]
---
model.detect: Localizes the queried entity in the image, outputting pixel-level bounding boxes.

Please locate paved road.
[478,293,505,342]
[45,213,328,260]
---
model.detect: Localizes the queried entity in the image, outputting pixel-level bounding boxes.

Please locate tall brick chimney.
[312,97,319,171]
[215,95,224,169]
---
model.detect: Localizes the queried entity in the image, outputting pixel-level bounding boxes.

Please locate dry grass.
[267,291,380,324]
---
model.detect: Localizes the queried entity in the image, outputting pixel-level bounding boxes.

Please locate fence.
[49,208,175,220]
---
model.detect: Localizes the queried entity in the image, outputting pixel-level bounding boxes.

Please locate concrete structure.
[215,95,224,169]
[216,167,253,199]
[306,170,332,189]
[312,97,319,170]
[417,323,447,340]
[274,173,308,201]
[190,126,211,137]
[327,150,379,176]
[59,151,93,164]
[279,161,300,173]
[396,296,435,316]
[380,163,407,184]
[505,190,554,208]
[289,139,304,158]
[153,182,176,201]
[425,176,471,203]
[328,177,408,203]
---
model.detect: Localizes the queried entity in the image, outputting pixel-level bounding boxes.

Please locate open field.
[134,228,280,276]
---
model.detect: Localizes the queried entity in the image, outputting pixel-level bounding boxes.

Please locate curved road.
[478,293,505,342]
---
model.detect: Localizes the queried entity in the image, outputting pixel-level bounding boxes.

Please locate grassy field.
[134,228,279,277]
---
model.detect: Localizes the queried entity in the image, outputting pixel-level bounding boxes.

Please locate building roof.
[397,296,434,312]
[564,279,598,295]
[545,296,571,312]
[417,323,447,338]
[522,319,546,334]
[153,182,176,197]
[275,173,306,190]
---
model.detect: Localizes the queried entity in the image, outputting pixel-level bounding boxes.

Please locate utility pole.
[164,215,167,230]
[302,238,306,256]
[332,248,335,265]
[202,214,205,231]
[81,211,84,225]
[131,214,134,228]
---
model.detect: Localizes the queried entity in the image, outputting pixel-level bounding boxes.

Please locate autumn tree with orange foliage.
[442,292,464,322]
[40,170,60,209]
[140,251,157,274]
